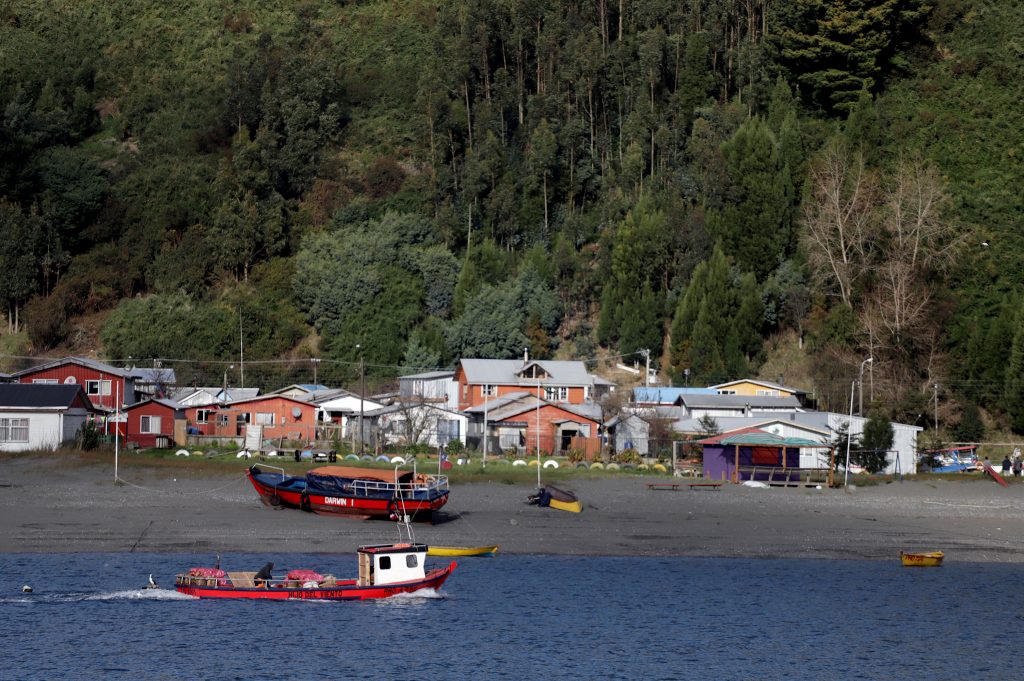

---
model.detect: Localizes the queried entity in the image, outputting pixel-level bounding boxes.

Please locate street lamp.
[858,357,873,417]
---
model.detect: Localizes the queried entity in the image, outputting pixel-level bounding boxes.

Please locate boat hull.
[427,545,498,557]
[900,551,944,567]
[176,563,456,600]
[548,498,583,513]
[247,469,448,520]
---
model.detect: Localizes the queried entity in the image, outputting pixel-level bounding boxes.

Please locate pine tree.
[1004,303,1024,433]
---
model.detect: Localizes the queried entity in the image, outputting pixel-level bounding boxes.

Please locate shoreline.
[3,456,1024,562]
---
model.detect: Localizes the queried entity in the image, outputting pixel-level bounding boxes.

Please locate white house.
[0,384,96,452]
[398,370,457,409]
[360,403,468,448]
[675,393,803,420]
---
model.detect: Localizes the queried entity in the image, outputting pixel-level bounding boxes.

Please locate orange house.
[185,394,319,442]
[465,392,602,456]
[454,357,612,411]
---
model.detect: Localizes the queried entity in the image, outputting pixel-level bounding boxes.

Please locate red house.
[124,398,184,448]
[464,392,602,456]
[454,357,615,412]
[11,357,139,412]
[185,394,319,442]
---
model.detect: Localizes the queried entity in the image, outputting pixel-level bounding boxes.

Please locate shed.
[699,428,833,486]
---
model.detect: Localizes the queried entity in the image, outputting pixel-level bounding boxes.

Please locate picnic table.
[688,482,723,491]
[646,483,681,491]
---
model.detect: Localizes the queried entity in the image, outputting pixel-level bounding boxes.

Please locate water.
[1,553,1020,680]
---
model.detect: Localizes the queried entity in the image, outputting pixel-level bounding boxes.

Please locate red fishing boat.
[246,464,449,521]
[174,543,457,600]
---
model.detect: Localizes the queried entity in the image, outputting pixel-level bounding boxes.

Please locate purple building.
[699,428,828,484]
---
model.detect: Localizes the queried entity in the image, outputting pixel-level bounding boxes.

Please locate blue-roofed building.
[632,387,716,406]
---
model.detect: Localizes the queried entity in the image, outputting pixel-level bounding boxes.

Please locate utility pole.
[933,383,939,435]
[640,348,651,387]
[359,351,366,456]
[239,309,244,389]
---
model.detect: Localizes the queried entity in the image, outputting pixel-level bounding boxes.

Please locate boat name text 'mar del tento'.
[175,542,457,600]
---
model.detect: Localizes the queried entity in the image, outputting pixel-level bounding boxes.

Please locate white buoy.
[21,585,32,593]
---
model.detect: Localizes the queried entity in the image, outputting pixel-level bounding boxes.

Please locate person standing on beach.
[1014,458,1022,478]
[1001,455,1012,476]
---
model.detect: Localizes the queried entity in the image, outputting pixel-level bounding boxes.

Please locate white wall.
[826,413,920,475]
[0,409,89,452]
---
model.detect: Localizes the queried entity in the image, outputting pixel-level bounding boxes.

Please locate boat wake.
[381,588,445,602]
[1,588,195,603]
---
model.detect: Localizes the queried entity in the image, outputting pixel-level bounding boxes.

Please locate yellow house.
[710,379,808,401]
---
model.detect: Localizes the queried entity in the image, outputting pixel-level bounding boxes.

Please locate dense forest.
[1,0,1022,441]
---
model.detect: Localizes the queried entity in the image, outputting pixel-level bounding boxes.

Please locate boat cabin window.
[406,555,418,568]
[379,556,391,570]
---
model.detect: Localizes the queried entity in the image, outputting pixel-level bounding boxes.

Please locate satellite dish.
[64,376,77,384]
[291,407,302,418]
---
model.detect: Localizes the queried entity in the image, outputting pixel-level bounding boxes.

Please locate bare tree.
[802,140,878,307]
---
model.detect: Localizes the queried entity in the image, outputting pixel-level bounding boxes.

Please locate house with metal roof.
[674,393,803,419]
[10,356,139,411]
[461,391,603,457]
[454,354,614,411]
[0,384,96,452]
[359,402,468,449]
[123,397,185,449]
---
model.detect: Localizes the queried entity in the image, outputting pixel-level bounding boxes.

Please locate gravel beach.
[3,455,1024,562]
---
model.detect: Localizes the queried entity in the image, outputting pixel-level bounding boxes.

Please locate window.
[481,384,496,397]
[379,556,391,570]
[217,413,230,426]
[756,389,780,397]
[255,412,275,426]
[0,418,29,442]
[140,415,161,434]
[196,409,212,424]
[406,554,418,568]
[545,386,569,402]
[718,389,737,395]
[86,380,112,396]
[32,379,58,384]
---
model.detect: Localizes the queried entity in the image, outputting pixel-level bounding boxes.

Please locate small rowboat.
[529,485,583,513]
[427,545,499,557]
[900,551,944,567]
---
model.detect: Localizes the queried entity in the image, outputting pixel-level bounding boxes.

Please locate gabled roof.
[459,359,595,386]
[467,392,602,424]
[124,397,184,412]
[676,393,801,409]
[698,427,821,447]
[220,393,316,408]
[11,356,132,378]
[672,415,831,438]
[129,366,178,383]
[302,388,359,404]
[711,379,808,395]
[0,384,94,410]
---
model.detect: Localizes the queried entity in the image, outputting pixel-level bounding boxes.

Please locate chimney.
[523,347,529,363]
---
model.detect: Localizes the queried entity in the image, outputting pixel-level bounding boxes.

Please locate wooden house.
[0,384,96,452]
[123,398,185,449]
[11,357,139,411]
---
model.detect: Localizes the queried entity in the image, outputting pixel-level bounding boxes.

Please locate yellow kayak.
[900,551,944,567]
[548,498,583,513]
[427,545,499,557]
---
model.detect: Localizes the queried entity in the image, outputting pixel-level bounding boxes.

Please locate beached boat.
[175,543,456,600]
[247,464,449,521]
[529,485,583,513]
[900,551,944,567]
[427,545,499,557]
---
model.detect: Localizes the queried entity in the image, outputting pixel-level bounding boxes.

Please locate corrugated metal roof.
[460,359,594,385]
[633,387,717,403]
[10,356,131,378]
[399,370,455,380]
[699,428,821,447]
[678,393,801,409]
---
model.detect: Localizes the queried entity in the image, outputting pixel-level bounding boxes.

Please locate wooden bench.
[688,482,723,491]
[647,483,681,491]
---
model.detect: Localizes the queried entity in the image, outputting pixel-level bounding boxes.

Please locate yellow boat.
[900,551,944,567]
[548,497,583,513]
[427,545,499,557]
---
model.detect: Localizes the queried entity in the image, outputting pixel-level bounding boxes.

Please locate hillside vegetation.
[1,0,1022,437]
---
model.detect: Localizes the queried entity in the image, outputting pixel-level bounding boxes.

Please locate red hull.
[247,471,449,519]
[176,563,456,600]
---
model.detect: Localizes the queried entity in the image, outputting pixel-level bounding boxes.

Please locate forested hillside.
[1,1,1022,437]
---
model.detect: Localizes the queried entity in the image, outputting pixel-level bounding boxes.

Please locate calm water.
[0,553,1020,680]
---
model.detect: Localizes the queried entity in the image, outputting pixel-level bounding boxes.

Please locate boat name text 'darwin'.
[324,497,351,507]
